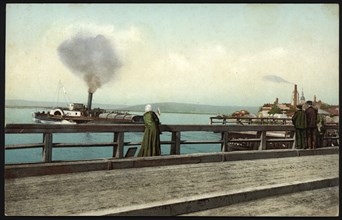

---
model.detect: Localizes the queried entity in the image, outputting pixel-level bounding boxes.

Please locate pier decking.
[4,148,339,216]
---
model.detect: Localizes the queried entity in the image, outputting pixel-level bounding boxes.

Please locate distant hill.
[117,102,259,115]
[5,99,259,115]
[5,99,128,110]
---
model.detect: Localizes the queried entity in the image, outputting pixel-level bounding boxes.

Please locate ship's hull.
[32,112,144,124]
[32,91,144,125]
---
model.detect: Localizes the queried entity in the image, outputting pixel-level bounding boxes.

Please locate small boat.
[32,92,144,124]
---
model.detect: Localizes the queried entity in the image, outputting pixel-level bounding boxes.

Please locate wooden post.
[112,132,118,158]
[292,131,296,149]
[170,131,181,155]
[114,132,124,158]
[256,131,262,138]
[42,132,53,162]
[221,132,229,152]
[258,131,267,150]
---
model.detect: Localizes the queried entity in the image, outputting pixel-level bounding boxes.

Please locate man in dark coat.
[292,104,307,149]
[138,104,161,157]
[305,100,318,149]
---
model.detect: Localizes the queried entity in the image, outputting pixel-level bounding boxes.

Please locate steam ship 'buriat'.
[32,92,144,124]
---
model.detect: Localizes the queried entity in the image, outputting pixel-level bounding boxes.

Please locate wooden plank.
[5,143,44,149]
[229,138,261,142]
[125,147,138,158]
[5,123,303,134]
[6,123,339,134]
[221,132,229,152]
[113,132,119,158]
[114,132,124,159]
[267,139,295,142]
[5,141,176,150]
[258,131,266,150]
[42,133,53,163]
[180,140,223,144]
[54,142,116,148]
[4,124,145,133]
[170,131,181,155]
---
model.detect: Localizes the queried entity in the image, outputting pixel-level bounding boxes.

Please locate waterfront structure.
[300,89,306,104]
[292,84,299,107]
[258,104,273,118]
[258,84,338,122]
[258,99,292,118]
[324,106,339,123]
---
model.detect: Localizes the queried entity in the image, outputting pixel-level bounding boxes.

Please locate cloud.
[6,20,339,106]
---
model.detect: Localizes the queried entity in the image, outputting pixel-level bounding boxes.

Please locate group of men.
[291,100,320,149]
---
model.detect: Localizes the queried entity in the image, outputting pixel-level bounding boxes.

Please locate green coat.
[138,111,161,157]
[292,110,307,129]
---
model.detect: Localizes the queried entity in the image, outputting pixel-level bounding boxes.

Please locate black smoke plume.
[58,33,121,93]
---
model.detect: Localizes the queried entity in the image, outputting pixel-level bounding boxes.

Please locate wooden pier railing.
[4,123,339,163]
[210,116,294,125]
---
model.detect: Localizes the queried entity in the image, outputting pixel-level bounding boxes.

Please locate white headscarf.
[145,104,152,112]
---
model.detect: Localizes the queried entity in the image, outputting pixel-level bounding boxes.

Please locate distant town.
[228,84,339,124]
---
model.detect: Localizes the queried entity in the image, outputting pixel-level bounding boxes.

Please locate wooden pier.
[4,149,339,216]
[5,123,339,163]
[210,116,293,125]
[4,123,339,216]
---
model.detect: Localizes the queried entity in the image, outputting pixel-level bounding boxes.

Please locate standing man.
[292,104,307,149]
[305,100,318,149]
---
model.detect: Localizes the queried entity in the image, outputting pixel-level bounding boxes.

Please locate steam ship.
[32,92,144,124]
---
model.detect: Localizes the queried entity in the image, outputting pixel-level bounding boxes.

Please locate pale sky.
[6,4,339,106]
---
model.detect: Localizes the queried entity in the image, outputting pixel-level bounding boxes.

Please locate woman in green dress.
[138,104,161,157]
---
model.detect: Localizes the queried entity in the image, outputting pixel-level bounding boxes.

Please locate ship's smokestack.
[87,92,93,111]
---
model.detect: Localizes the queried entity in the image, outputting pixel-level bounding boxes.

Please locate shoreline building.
[291,84,299,107]
[259,84,300,118]
[258,84,339,123]
[300,89,306,105]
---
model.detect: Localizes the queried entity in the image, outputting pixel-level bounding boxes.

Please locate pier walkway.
[4,147,339,216]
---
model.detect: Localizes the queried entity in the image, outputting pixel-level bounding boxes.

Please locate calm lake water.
[5,107,238,164]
